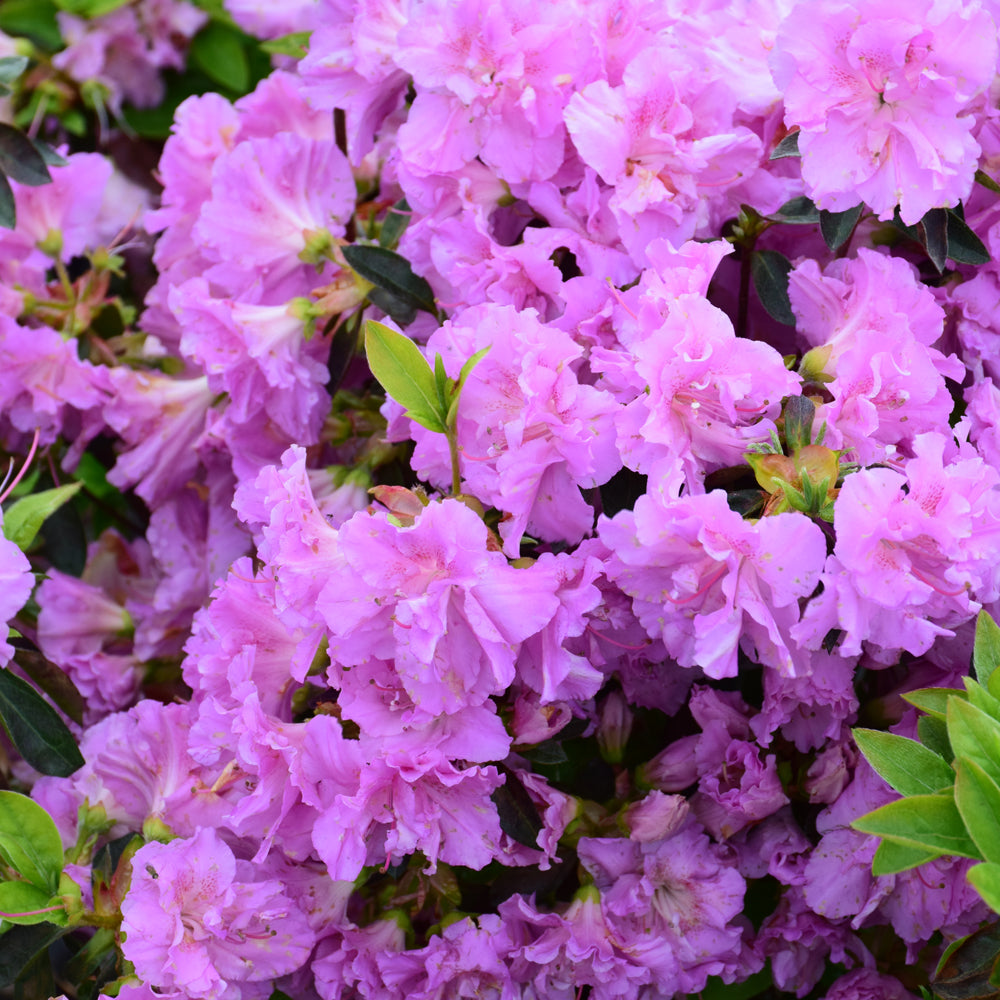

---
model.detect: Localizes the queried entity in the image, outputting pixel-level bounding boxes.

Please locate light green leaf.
[259,30,311,59]
[851,792,982,860]
[54,0,130,15]
[364,320,446,433]
[871,839,942,875]
[948,696,1000,789]
[0,792,64,892]
[0,882,63,926]
[3,482,81,550]
[968,862,1000,914]
[965,677,1000,723]
[446,346,491,430]
[919,713,953,762]
[975,610,1000,686]
[955,757,1000,865]
[854,728,954,796]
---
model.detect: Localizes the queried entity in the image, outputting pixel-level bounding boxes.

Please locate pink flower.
[771,0,998,223]
[121,827,316,1000]
[0,516,31,669]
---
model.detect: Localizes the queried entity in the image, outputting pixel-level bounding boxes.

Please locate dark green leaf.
[920,713,954,762]
[14,650,84,726]
[921,207,949,273]
[933,922,1000,1000]
[783,395,815,452]
[364,320,445,432]
[889,207,921,241]
[3,483,81,551]
[379,198,412,250]
[0,882,62,925]
[955,757,1000,865]
[948,697,1000,789]
[976,169,1000,195]
[871,838,942,875]
[698,968,773,1000]
[0,924,66,988]
[767,196,818,224]
[751,249,795,326]
[492,765,543,849]
[368,286,417,327]
[769,132,800,160]
[29,140,66,168]
[0,124,51,187]
[519,741,569,766]
[819,204,863,252]
[38,493,87,577]
[0,173,14,230]
[975,611,1000,687]
[726,489,768,518]
[343,244,436,315]
[904,687,965,719]
[852,792,982,859]
[853,728,954,796]
[188,22,250,94]
[0,669,84,777]
[946,209,990,266]
[0,57,28,85]
[0,1,61,50]
[0,791,64,892]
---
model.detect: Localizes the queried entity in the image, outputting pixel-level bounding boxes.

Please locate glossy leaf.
[0,124,51,187]
[948,697,1000,789]
[768,196,818,224]
[955,757,1000,865]
[0,172,14,230]
[0,924,67,988]
[0,791,65,891]
[751,250,795,326]
[0,882,63,926]
[0,669,84,777]
[921,207,949,273]
[769,131,800,159]
[3,482,82,551]
[819,204,863,251]
[946,209,990,266]
[976,169,1000,195]
[492,766,543,849]
[364,320,445,433]
[975,610,1000,687]
[871,838,942,875]
[343,244,436,315]
[13,650,84,727]
[853,728,954,796]
[851,792,982,859]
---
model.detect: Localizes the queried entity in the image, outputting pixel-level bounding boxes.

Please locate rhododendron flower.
[771,0,998,223]
[0,514,31,669]
[600,490,826,677]
[121,827,316,999]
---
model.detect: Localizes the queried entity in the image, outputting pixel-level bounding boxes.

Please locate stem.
[736,245,751,339]
[447,429,462,497]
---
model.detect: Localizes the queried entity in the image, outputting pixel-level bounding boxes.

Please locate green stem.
[447,429,461,497]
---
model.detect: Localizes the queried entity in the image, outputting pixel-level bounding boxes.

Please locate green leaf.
[0,882,62,926]
[0,791,64,892]
[260,30,312,58]
[433,352,451,412]
[446,345,491,429]
[0,57,28,86]
[975,610,1000,687]
[919,713,954,762]
[368,286,417,327]
[379,198,412,250]
[0,0,61,51]
[921,207,949,273]
[697,968,773,1000]
[0,670,84,778]
[0,173,14,230]
[904,686,965,719]
[853,728,954,796]
[13,651,84,727]
[819,204,863,251]
[769,131,800,160]
[343,244,437,315]
[933,922,1000,1000]
[767,196,818,224]
[948,697,1000,789]
[851,792,982,859]
[30,140,66,168]
[2,482,82,550]
[188,22,250,93]
[955,757,1000,865]
[783,395,815,452]
[491,765,544,849]
[751,250,795,326]
[0,924,67,988]
[0,124,52,188]
[53,0,130,15]
[364,320,446,433]
[871,838,942,875]
[976,169,1000,195]
[519,741,569,766]
[946,208,990,266]
[964,677,1000,724]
